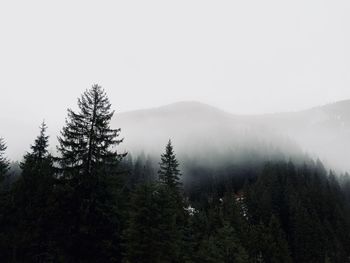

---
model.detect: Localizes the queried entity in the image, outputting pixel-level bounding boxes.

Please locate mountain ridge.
[115,99,350,172]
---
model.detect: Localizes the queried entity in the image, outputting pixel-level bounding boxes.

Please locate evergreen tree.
[56,84,126,262]
[10,122,56,262]
[28,121,50,160]
[0,137,10,183]
[145,140,185,262]
[57,84,125,178]
[158,139,181,189]
[125,180,187,263]
[20,121,54,184]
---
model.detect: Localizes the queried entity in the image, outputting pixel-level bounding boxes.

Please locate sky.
[0,0,350,159]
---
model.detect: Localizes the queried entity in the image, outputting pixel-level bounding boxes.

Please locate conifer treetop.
[30,121,49,160]
[57,84,125,175]
[158,139,181,189]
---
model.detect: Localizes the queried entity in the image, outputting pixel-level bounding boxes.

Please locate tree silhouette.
[158,139,181,189]
[0,137,10,183]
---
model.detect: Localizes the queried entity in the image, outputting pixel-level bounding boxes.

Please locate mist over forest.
[1,0,350,261]
[1,85,350,262]
[4,98,350,174]
[117,99,350,173]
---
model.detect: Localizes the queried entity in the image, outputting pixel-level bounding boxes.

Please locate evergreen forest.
[1,85,350,263]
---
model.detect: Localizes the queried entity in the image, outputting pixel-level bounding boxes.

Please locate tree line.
[1,85,350,262]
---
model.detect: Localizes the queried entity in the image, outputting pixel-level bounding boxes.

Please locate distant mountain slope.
[115,102,303,170]
[114,100,350,172]
[252,100,350,171]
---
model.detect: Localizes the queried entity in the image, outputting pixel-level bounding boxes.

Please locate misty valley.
[1,85,350,263]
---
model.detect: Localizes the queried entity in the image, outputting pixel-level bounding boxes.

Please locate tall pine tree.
[56,84,126,262]
[57,84,125,178]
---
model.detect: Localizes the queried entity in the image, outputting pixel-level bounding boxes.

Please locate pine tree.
[21,122,53,176]
[158,139,181,189]
[11,122,56,262]
[20,121,54,181]
[57,84,125,178]
[56,85,126,262]
[19,122,54,201]
[29,121,49,160]
[154,141,185,262]
[0,137,10,183]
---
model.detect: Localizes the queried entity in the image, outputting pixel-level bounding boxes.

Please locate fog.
[1,2,350,261]
[1,1,350,172]
[1,97,350,175]
[115,100,350,173]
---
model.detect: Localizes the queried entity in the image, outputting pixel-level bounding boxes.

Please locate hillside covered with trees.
[1,85,350,262]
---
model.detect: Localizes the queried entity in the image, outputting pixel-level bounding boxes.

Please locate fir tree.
[156,141,185,262]
[20,122,53,178]
[29,121,49,160]
[57,84,125,178]
[20,121,54,184]
[11,122,56,262]
[0,137,10,183]
[158,139,181,189]
[56,85,126,262]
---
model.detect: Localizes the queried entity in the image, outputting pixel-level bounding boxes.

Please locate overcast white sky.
[1,1,350,159]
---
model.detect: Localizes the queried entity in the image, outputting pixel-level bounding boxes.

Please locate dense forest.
[1,85,350,262]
